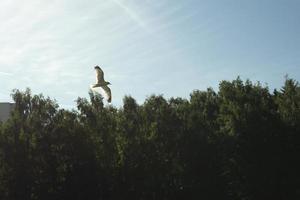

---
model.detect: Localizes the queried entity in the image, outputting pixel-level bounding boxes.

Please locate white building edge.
[0,102,15,122]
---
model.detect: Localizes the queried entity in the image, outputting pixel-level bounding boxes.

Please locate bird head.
[94,66,100,70]
[107,82,111,85]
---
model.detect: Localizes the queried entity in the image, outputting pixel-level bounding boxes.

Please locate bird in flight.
[91,66,112,103]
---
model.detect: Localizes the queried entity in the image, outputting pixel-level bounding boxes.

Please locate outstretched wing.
[101,85,112,103]
[95,67,104,84]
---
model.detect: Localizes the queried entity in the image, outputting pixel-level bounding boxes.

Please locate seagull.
[91,66,112,103]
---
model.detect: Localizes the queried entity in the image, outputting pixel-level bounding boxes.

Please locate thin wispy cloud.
[0,71,13,76]
[110,0,148,31]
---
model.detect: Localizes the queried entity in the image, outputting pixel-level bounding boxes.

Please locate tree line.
[0,77,299,200]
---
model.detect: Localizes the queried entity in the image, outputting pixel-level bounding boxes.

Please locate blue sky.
[0,0,299,108]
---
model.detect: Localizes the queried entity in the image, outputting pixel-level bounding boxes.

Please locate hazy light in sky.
[0,0,299,108]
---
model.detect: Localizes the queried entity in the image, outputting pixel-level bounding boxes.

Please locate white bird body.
[91,66,112,103]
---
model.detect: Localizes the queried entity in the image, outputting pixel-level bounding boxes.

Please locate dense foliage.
[0,78,299,200]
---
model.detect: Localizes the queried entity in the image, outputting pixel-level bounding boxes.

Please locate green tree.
[0,77,299,200]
